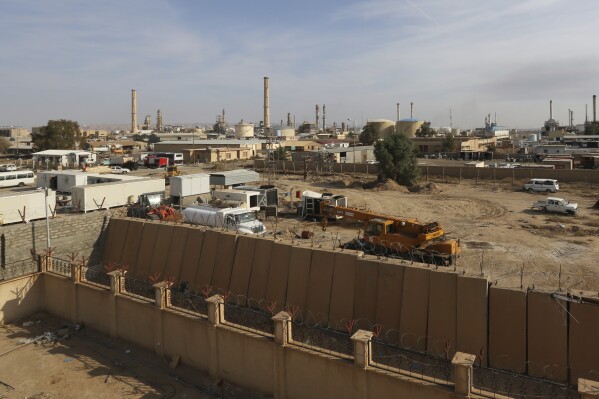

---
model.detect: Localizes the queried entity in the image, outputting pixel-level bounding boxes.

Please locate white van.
[523,178,559,193]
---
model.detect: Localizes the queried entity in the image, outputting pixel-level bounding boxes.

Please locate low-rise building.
[291,146,375,163]
[32,150,96,168]
[190,147,253,164]
[0,126,29,138]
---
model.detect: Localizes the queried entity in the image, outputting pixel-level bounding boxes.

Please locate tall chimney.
[287,112,292,127]
[263,77,270,129]
[156,109,163,131]
[593,95,597,123]
[322,104,326,131]
[550,100,553,120]
[397,102,400,121]
[410,102,414,118]
[131,89,138,134]
[315,105,320,128]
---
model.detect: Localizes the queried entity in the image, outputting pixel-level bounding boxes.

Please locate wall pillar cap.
[452,352,476,367]
[271,311,291,322]
[152,281,169,289]
[351,330,373,342]
[206,294,224,304]
[579,378,599,396]
[107,270,123,277]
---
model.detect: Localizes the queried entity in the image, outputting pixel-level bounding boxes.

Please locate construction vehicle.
[319,202,460,266]
[127,192,181,222]
[164,165,181,185]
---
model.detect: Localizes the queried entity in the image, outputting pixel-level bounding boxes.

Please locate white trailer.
[71,178,165,212]
[170,173,211,198]
[0,188,56,225]
[212,189,260,210]
[182,204,266,235]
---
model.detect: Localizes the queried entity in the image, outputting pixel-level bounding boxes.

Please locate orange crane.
[319,203,460,265]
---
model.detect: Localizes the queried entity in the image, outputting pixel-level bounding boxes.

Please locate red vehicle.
[144,156,169,168]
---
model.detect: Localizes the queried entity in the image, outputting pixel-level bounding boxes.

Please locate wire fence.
[81,265,110,287]
[0,258,39,281]
[123,276,155,300]
[473,365,577,399]
[170,289,208,315]
[371,340,454,385]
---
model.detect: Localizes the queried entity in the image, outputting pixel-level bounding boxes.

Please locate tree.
[415,122,434,137]
[442,134,455,153]
[374,133,420,186]
[132,134,146,142]
[0,137,10,154]
[359,124,378,145]
[32,119,82,151]
[272,146,289,161]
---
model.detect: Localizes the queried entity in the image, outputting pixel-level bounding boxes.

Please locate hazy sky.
[1,0,598,130]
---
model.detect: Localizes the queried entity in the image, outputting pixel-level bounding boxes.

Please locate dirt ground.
[262,172,599,292]
[0,313,269,399]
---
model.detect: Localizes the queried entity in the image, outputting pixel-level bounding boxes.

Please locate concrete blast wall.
[100,219,599,384]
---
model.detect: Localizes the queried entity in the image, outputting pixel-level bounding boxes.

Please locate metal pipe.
[44,188,51,250]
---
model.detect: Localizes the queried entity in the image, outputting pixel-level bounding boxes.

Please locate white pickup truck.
[531,197,578,215]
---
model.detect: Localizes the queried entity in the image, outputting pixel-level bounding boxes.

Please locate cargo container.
[71,178,165,212]
[0,188,56,225]
[169,173,211,198]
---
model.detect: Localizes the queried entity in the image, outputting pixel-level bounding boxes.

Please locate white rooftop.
[32,149,92,156]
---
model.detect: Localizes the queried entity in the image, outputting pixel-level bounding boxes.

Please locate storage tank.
[366,119,395,139]
[234,122,255,138]
[396,118,424,137]
[270,126,295,137]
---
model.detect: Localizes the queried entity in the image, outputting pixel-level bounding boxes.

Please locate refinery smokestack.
[322,104,326,131]
[550,100,553,120]
[156,109,163,131]
[287,113,292,127]
[263,77,270,130]
[316,105,320,128]
[410,102,414,118]
[131,89,138,134]
[397,103,400,121]
[594,95,597,123]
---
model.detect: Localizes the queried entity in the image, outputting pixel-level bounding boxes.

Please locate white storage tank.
[234,122,255,138]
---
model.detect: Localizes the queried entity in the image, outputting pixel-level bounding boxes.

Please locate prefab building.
[71,178,165,212]
[170,173,211,198]
[209,170,260,187]
[0,188,56,225]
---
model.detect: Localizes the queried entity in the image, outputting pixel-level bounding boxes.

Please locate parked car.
[0,164,17,172]
[523,178,559,193]
[110,166,130,174]
[531,197,578,215]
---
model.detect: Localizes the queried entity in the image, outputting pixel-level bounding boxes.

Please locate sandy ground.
[263,173,599,292]
[0,313,269,399]
[52,162,599,292]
